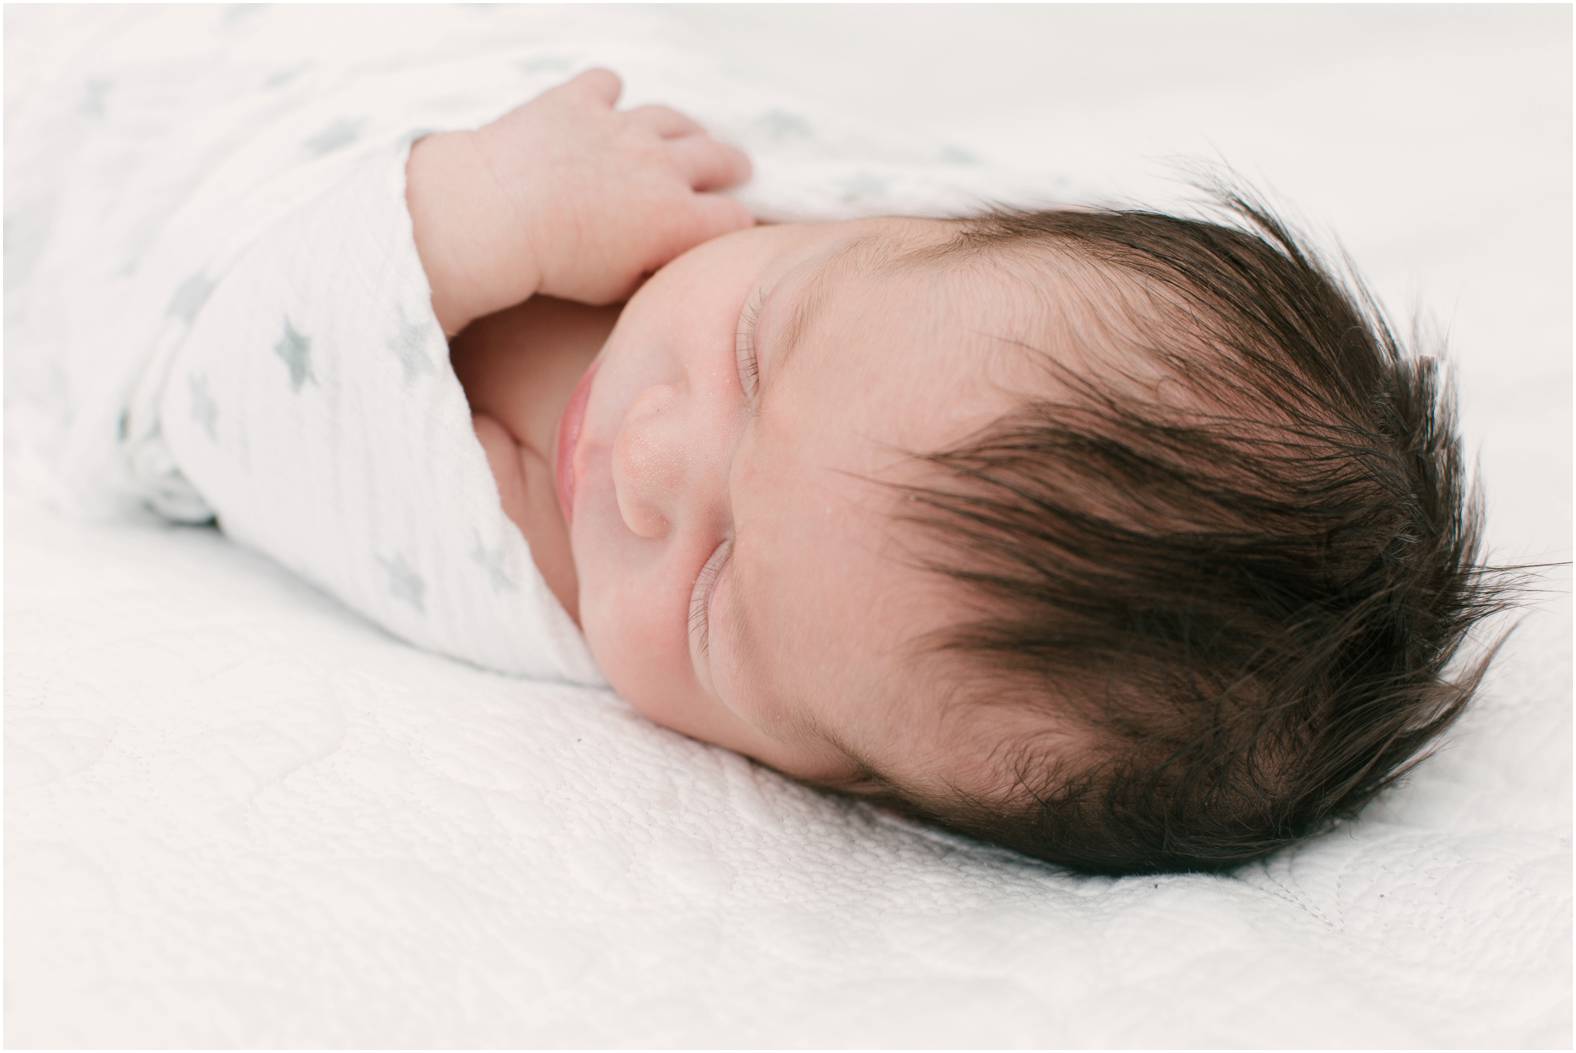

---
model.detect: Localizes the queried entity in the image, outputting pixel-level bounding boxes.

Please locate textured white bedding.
[5,5,1571,1047]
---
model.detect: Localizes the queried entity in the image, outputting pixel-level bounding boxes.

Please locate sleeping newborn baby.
[144,67,1510,875]
[401,69,1516,873]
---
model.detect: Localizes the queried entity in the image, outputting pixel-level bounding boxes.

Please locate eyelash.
[690,288,764,659]
[735,286,764,399]
[689,537,731,658]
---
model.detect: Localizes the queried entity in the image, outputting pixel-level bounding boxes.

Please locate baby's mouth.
[554,358,601,529]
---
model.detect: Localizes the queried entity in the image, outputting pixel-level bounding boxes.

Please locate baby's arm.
[403,68,754,336]
[108,67,749,681]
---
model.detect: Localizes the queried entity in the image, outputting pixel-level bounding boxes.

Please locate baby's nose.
[611,383,686,539]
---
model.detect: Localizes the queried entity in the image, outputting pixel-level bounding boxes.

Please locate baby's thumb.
[687,194,755,245]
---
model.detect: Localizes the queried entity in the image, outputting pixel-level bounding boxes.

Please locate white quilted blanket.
[6,6,1571,1047]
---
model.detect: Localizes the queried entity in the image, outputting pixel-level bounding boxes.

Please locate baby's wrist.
[406,130,540,336]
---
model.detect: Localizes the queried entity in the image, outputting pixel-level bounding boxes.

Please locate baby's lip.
[554,358,601,528]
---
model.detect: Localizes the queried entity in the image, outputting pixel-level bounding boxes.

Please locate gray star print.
[222,5,263,27]
[167,270,215,325]
[4,203,52,294]
[116,222,158,277]
[756,108,812,142]
[469,529,517,593]
[378,551,427,613]
[81,79,111,118]
[303,118,363,158]
[836,171,890,204]
[264,65,308,90]
[188,372,218,441]
[518,54,572,75]
[387,306,437,385]
[274,319,317,392]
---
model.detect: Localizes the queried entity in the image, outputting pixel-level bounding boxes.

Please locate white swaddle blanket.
[47,14,1082,685]
[109,135,604,685]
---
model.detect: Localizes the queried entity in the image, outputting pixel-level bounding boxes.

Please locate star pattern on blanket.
[836,171,892,204]
[274,319,317,392]
[220,4,264,27]
[387,306,437,385]
[263,64,309,90]
[469,528,518,593]
[167,270,216,325]
[755,108,813,142]
[377,550,427,613]
[518,54,573,75]
[303,118,364,158]
[188,372,219,441]
[80,78,111,119]
[4,203,51,293]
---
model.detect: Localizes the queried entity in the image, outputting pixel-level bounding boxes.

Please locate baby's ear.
[790,764,888,799]
[832,770,900,800]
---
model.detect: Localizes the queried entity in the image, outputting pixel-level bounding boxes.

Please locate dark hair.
[809,177,1549,875]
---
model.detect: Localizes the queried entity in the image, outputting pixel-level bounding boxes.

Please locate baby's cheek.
[581,576,687,701]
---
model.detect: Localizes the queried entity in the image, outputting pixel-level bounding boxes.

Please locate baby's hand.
[476,68,754,306]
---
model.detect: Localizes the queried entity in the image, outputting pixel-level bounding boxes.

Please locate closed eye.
[691,287,764,662]
[735,285,764,405]
[690,537,730,659]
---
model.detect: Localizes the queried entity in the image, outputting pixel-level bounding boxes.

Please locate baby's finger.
[624,104,707,139]
[679,193,756,247]
[561,67,623,108]
[668,136,752,192]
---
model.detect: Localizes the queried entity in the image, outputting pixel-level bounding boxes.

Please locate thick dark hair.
[808,178,1545,875]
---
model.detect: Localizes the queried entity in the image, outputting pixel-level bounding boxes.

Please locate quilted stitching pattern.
[6,495,1569,1046]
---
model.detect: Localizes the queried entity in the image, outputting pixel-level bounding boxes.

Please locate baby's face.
[570,216,1030,787]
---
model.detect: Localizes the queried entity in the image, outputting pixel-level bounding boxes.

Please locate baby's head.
[565,182,1519,874]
